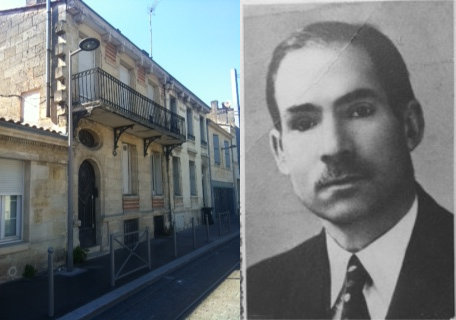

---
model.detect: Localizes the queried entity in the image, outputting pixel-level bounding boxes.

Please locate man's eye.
[349,103,375,118]
[289,117,318,131]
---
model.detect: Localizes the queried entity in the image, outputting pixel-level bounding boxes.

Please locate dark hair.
[266,21,416,131]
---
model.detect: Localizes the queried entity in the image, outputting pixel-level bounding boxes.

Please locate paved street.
[188,269,240,320]
[92,237,240,320]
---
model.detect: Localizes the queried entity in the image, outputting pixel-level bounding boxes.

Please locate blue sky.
[0,0,240,108]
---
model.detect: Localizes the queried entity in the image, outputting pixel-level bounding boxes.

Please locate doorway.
[78,160,97,248]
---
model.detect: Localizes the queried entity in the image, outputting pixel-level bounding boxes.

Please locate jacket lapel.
[288,230,332,318]
[386,186,454,319]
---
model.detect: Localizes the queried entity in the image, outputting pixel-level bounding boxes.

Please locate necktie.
[331,254,371,320]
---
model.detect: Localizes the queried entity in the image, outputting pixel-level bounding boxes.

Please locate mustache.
[315,161,370,190]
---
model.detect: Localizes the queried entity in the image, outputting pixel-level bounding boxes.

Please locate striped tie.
[331,255,371,320]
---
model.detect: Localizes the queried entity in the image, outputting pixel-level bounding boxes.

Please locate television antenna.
[148,0,162,59]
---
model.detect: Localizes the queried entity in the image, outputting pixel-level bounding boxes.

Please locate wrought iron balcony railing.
[71,67,186,140]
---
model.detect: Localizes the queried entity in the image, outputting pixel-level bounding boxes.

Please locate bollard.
[146,227,151,270]
[218,211,222,237]
[48,247,54,318]
[173,222,178,257]
[205,213,210,242]
[110,234,115,287]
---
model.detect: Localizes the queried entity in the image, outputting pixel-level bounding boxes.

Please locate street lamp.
[67,37,100,272]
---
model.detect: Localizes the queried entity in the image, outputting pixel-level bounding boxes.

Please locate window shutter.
[0,159,24,195]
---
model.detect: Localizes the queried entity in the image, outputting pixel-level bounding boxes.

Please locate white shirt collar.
[325,196,418,319]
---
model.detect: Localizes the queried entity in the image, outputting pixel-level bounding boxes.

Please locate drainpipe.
[206,119,214,211]
[163,87,174,230]
[45,0,51,117]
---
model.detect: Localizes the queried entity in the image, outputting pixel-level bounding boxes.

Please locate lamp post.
[67,37,100,272]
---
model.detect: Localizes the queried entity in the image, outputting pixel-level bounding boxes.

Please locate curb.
[57,231,240,320]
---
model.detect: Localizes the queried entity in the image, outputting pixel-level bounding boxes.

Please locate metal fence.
[110,227,151,287]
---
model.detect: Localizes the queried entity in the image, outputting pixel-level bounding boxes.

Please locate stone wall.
[0,125,67,283]
[0,6,59,131]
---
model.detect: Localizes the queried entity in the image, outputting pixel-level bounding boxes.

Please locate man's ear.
[402,99,424,152]
[269,128,290,175]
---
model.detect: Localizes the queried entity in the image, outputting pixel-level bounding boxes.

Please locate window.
[119,64,131,111]
[22,91,40,124]
[122,143,132,194]
[189,161,197,196]
[172,157,182,196]
[170,96,177,113]
[152,152,163,195]
[0,158,23,242]
[224,140,231,169]
[187,109,194,140]
[213,134,220,165]
[170,96,179,133]
[147,82,159,103]
[78,129,100,148]
[200,116,206,145]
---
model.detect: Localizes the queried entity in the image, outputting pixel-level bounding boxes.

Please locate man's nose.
[319,117,352,163]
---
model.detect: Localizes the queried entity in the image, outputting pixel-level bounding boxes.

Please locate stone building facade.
[208,108,239,218]
[207,102,239,217]
[0,0,211,282]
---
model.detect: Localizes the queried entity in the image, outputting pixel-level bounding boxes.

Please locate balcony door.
[77,48,96,102]
[119,65,131,112]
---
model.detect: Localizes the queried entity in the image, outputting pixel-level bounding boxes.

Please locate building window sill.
[0,241,30,255]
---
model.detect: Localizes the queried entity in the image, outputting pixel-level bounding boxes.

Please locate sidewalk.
[0,215,240,320]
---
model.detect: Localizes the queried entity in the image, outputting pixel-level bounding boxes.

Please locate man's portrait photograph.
[242,1,454,319]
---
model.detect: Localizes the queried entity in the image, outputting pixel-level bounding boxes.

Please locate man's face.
[271,44,416,224]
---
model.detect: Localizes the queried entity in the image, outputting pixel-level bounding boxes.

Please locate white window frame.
[0,196,22,241]
[0,159,24,242]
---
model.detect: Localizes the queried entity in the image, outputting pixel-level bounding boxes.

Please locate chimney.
[211,100,219,113]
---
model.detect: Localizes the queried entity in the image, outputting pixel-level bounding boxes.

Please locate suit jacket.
[247,186,454,319]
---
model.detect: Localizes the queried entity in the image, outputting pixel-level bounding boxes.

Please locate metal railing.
[72,68,186,140]
[110,227,151,287]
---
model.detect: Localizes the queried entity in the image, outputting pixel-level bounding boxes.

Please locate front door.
[78,160,97,248]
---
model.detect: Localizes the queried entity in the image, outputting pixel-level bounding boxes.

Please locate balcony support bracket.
[164,144,182,160]
[143,136,161,157]
[113,124,134,156]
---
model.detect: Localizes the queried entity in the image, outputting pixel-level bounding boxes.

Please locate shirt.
[325,197,418,320]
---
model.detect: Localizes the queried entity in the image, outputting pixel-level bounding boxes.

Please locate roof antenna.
[148,0,161,59]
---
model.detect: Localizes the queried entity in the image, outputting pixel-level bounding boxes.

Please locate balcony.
[71,68,186,145]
